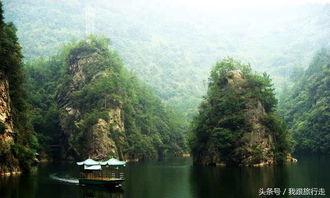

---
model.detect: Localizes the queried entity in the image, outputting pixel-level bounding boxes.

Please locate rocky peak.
[192,59,293,166]
[56,49,125,160]
[227,70,274,165]
[225,70,245,85]
[68,53,100,88]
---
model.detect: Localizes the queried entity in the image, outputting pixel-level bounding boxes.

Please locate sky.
[165,0,330,9]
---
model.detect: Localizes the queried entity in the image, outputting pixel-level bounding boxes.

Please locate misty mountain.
[3,0,330,117]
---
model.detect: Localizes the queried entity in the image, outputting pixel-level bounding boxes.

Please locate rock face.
[191,59,293,166]
[0,71,14,138]
[226,71,274,165]
[0,71,19,173]
[56,52,125,160]
[243,100,274,164]
[220,70,273,165]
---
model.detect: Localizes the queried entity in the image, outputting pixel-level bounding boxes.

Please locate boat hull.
[79,178,125,187]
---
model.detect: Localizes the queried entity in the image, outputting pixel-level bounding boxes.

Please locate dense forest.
[0,2,35,173]
[279,49,330,155]
[189,58,293,166]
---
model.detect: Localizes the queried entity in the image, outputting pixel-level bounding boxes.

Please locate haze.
[3,0,330,115]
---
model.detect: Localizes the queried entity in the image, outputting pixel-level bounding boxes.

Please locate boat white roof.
[77,158,126,167]
[84,165,102,170]
[101,158,126,166]
[77,158,100,166]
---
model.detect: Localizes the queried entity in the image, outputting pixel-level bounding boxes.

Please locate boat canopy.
[77,158,100,166]
[77,158,125,170]
[101,158,126,166]
[77,158,102,170]
[84,165,102,170]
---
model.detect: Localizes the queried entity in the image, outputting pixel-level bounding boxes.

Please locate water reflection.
[80,186,123,198]
[0,156,328,198]
[123,158,194,198]
[0,172,39,198]
[190,164,291,198]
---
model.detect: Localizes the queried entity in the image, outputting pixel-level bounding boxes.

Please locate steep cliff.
[55,36,186,161]
[0,71,14,136]
[0,71,20,173]
[190,58,293,166]
[0,2,35,174]
[56,39,126,160]
[225,70,275,165]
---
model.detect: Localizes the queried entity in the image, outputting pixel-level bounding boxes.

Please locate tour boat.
[77,158,126,188]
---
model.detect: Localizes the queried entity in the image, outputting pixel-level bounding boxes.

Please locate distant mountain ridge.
[3,0,330,117]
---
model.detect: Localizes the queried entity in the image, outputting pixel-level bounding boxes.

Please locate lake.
[0,155,328,198]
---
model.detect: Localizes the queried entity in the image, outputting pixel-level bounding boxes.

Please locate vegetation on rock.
[1,0,328,170]
[0,1,36,173]
[3,0,329,119]
[26,36,187,161]
[189,58,293,166]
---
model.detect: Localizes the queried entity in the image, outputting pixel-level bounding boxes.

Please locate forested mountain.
[190,58,293,166]
[279,49,330,155]
[3,0,330,117]
[1,0,328,174]
[26,36,187,161]
[0,2,36,174]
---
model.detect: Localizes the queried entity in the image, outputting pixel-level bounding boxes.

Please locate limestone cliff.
[226,70,274,165]
[56,49,126,161]
[0,71,19,174]
[191,59,293,166]
[0,71,14,138]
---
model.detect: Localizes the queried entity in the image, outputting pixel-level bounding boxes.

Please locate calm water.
[0,156,329,198]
